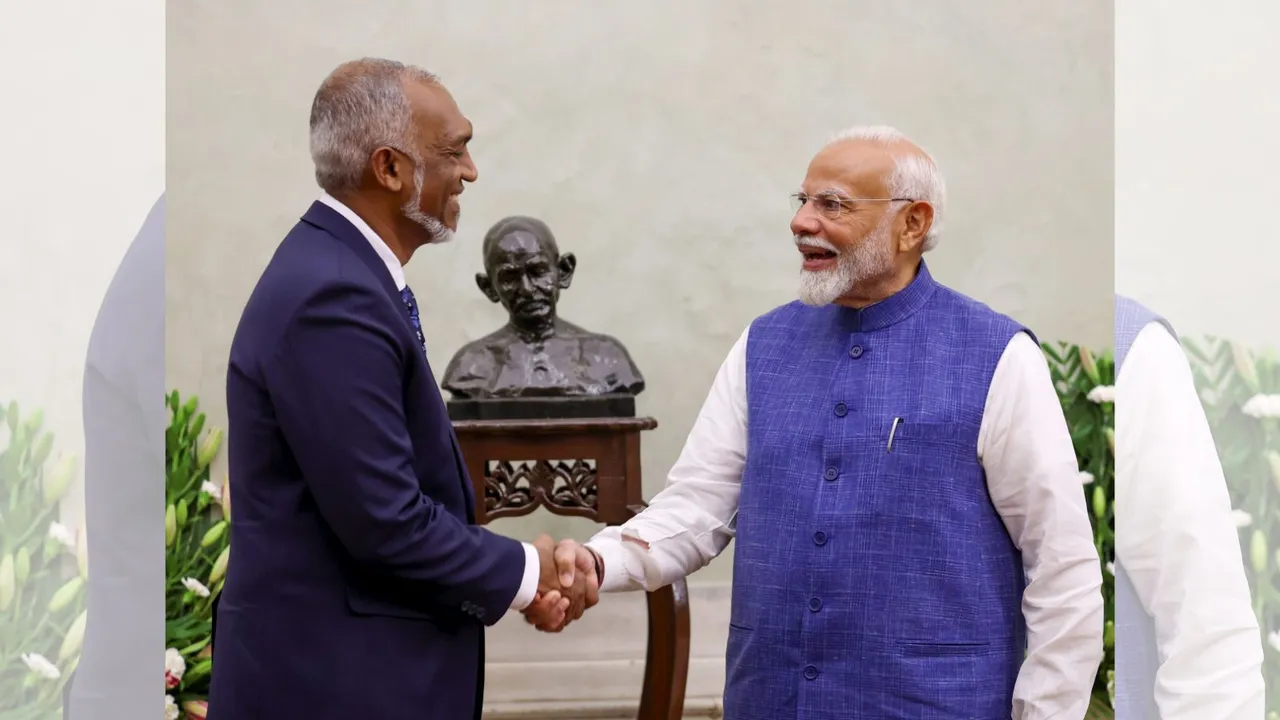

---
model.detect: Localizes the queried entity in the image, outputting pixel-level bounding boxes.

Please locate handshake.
[519,535,601,633]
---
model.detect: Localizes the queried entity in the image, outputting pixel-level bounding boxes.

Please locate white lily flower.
[181,577,211,598]
[47,521,76,550]
[21,652,60,680]
[1087,385,1115,404]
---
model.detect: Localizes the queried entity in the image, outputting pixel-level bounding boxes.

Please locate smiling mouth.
[799,247,837,261]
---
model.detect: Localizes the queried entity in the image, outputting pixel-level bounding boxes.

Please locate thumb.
[576,547,595,578]
[554,542,578,587]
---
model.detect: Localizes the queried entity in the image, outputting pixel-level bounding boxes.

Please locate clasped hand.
[520,535,599,632]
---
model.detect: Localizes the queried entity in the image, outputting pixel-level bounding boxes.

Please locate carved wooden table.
[453,416,691,720]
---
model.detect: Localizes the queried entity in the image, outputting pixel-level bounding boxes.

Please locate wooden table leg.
[637,578,691,720]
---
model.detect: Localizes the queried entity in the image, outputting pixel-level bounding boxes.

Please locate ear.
[370,146,408,193]
[557,252,577,290]
[475,272,500,303]
[898,201,934,252]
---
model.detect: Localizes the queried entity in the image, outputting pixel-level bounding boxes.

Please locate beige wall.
[1116,0,1280,345]
[0,0,164,530]
[168,1,1111,711]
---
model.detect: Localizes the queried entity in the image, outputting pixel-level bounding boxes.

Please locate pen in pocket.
[886,417,902,452]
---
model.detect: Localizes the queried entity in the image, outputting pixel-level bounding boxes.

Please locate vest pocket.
[897,640,991,658]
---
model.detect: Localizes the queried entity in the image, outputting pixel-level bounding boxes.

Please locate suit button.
[804,665,819,680]
[834,403,848,417]
[476,607,486,619]
[823,466,838,481]
[849,345,864,359]
[813,531,827,546]
[809,597,822,612]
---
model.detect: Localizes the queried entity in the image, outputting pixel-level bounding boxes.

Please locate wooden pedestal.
[453,417,691,720]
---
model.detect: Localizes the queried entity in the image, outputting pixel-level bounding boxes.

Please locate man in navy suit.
[207,58,595,719]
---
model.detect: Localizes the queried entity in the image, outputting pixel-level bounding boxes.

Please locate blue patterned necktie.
[400,286,427,355]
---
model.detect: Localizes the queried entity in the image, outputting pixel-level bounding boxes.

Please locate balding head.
[820,125,946,251]
[307,58,478,257]
[308,58,440,193]
[791,125,943,308]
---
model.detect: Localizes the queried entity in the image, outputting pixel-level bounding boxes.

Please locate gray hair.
[826,125,947,252]
[308,58,439,193]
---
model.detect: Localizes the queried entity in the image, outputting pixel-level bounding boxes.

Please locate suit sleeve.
[262,282,528,623]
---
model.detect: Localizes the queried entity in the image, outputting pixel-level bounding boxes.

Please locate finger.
[554,542,578,587]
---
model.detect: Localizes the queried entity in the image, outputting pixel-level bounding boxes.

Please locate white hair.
[825,125,946,252]
[308,58,439,193]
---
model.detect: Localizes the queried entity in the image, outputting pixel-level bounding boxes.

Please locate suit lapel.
[302,201,478,520]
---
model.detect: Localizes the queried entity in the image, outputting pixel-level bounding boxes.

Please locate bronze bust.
[442,216,644,418]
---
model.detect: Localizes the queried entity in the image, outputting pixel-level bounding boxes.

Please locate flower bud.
[189,412,206,441]
[1092,485,1107,520]
[182,700,208,719]
[48,576,84,613]
[14,548,30,587]
[1251,530,1269,574]
[209,546,229,584]
[5,399,17,433]
[59,610,87,661]
[221,473,232,521]
[31,432,54,468]
[43,454,77,507]
[201,521,227,548]
[1105,427,1115,454]
[1103,620,1114,649]
[24,408,44,433]
[1233,342,1262,393]
[1078,347,1101,386]
[196,428,222,469]
[0,554,14,612]
[165,505,177,547]
[1268,451,1280,495]
[177,499,189,528]
[75,520,89,579]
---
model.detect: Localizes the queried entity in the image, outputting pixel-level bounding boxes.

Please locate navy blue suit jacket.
[208,201,527,719]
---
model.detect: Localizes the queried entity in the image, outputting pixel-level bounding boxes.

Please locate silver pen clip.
[886,417,902,452]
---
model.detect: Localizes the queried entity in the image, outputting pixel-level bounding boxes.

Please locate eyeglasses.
[790,192,914,220]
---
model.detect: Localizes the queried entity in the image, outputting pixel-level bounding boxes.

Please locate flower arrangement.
[163,391,228,719]
[1181,338,1280,718]
[0,401,85,718]
[1041,342,1115,718]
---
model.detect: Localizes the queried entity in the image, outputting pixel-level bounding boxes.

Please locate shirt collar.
[317,192,406,291]
[837,259,938,333]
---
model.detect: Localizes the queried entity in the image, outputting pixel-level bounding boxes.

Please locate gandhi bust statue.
[441,216,645,401]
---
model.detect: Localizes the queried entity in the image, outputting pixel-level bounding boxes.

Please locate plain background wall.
[1115,0,1280,346]
[0,0,165,532]
[167,0,1111,710]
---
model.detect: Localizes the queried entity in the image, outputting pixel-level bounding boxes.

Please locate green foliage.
[0,401,85,719]
[1181,338,1280,717]
[1042,342,1115,713]
[163,391,226,712]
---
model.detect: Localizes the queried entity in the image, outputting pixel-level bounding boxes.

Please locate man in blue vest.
[552,126,1104,718]
[1113,296,1264,718]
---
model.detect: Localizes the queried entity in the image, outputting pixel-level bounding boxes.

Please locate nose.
[790,206,821,237]
[461,153,478,183]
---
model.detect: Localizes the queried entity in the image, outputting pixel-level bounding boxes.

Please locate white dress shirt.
[586,325,1104,719]
[317,193,541,612]
[1115,322,1265,718]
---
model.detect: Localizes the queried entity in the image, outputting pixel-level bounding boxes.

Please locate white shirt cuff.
[509,541,540,611]
[587,538,634,593]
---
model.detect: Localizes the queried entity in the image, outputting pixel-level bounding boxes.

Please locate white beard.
[796,216,895,306]
[401,163,454,245]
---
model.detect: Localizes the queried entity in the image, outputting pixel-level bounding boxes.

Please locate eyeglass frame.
[790,191,917,220]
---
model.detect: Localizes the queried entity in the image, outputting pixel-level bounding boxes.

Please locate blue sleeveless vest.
[1112,295,1176,719]
[726,261,1032,719]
